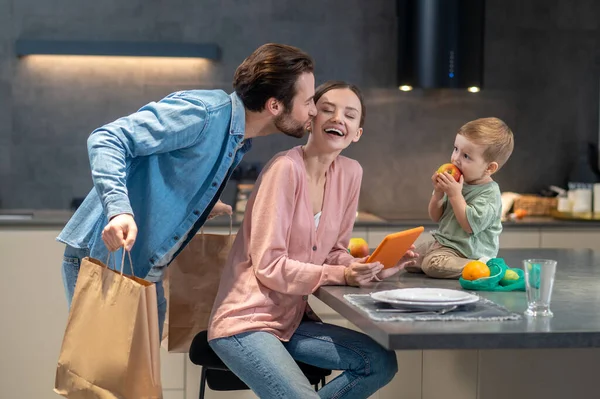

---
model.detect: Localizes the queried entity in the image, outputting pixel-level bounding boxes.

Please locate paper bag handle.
[200,214,234,237]
[106,249,134,276]
[199,214,234,255]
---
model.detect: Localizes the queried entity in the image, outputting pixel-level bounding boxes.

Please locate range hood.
[396,0,485,91]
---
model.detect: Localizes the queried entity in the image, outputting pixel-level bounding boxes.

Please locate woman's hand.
[344,257,384,287]
[374,245,420,280]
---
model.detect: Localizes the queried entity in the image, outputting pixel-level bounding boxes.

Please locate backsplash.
[0,0,598,219]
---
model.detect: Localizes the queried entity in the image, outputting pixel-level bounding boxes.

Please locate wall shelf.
[15,39,221,60]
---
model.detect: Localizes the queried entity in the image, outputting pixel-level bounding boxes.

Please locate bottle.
[586,143,600,218]
[593,183,600,218]
[567,143,598,218]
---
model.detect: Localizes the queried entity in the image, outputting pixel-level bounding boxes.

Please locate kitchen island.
[313,248,600,399]
[2,214,600,398]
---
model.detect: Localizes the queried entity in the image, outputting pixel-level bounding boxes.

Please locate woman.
[208,81,417,398]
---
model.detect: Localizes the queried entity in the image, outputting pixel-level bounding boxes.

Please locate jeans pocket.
[61,256,81,308]
[62,256,80,267]
[62,256,81,287]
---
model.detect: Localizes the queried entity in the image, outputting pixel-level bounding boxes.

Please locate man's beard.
[274,111,308,139]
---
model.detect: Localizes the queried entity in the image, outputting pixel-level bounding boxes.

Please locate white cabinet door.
[422,350,478,399]
[160,349,185,390]
[163,390,185,399]
[377,351,423,399]
[478,348,600,399]
[499,229,540,248]
[0,229,68,399]
[541,230,600,249]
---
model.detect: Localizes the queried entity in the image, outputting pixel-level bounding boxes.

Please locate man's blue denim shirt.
[57,90,252,278]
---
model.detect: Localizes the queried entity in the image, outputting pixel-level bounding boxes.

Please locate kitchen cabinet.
[0,229,68,399]
[477,349,600,399]
[498,229,540,248]
[2,219,600,399]
[161,349,186,390]
[540,230,600,249]
[163,390,185,399]
[422,350,478,399]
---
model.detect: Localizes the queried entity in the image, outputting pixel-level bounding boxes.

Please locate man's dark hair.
[233,43,314,112]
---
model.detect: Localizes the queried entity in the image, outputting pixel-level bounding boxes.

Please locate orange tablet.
[366,226,424,269]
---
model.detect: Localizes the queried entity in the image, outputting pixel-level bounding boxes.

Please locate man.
[57,43,317,335]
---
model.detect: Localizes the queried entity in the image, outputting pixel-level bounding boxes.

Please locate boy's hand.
[436,171,464,199]
[345,257,384,287]
[431,172,444,194]
[374,245,420,280]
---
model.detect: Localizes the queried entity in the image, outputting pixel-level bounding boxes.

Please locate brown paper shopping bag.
[162,218,235,352]
[54,253,162,399]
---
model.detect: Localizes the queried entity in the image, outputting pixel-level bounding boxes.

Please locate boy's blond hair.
[458,117,514,169]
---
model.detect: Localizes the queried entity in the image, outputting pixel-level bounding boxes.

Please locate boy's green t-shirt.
[433,181,502,259]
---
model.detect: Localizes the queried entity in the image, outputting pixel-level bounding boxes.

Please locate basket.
[513,195,558,216]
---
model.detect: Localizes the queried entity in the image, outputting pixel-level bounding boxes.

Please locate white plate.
[372,288,474,303]
[372,296,480,309]
[370,290,479,310]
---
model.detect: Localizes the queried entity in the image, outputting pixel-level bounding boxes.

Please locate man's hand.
[374,245,419,280]
[344,257,384,287]
[436,172,464,199]
[102,213,137,252]
[207,200,233,220]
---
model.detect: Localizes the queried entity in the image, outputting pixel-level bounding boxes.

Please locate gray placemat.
[344,294,522,322]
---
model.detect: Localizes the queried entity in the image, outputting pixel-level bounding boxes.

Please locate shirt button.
[312,246,317,251]
[193,210,200,216]
[150,257,156,263]
[212,182,217,187]
[174,235,180,241]
[228,152,233,157]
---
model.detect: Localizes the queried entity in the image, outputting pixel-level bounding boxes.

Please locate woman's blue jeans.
[209,321,398,398]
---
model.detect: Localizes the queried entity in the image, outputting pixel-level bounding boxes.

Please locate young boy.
[408,117,514,278]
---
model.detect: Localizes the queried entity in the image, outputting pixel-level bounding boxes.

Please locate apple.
[348,237,369,258]
[436,163,462,182]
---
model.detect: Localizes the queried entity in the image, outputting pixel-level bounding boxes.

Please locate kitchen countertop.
[0,209,387,227]
[2,209,600,229]
[314,248,600,350]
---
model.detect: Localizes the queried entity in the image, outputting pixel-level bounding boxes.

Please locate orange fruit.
[348,237,369,258]
[513,208,527,219]
[461,260,490,280]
